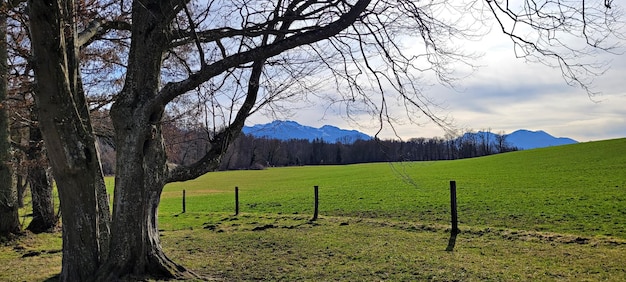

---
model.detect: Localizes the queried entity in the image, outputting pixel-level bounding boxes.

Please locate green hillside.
[161,138,626,239]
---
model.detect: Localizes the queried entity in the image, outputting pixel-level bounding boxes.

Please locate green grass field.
[160,138,626,239]
[2,138,625,281]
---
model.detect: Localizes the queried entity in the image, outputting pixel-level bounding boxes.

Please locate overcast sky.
[247,9,626,143]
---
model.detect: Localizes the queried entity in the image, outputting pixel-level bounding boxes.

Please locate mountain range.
[243,120,372,144]
[242,120,578,149]
[461,129,578,150]
[499,129,577,149]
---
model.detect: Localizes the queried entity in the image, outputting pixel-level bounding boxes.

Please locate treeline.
[159,128,518,172]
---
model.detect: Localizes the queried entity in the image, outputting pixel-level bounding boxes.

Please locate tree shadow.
[445,231,458,252]
[44,274,60,281]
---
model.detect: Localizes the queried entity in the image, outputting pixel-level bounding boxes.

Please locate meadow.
[2,138,625,281]
[160,138,626,239]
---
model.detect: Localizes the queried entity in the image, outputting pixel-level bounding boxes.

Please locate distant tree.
[0,0,19,237]
[477,129,493,156]
[3,0,68,234]
[25,125,57,233]
[495,130,510,153]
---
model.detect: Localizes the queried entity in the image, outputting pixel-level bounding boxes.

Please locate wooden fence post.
[182,189,186,213]
[235,186,239,216]
[312,185,319,221]
[449,181,459,234]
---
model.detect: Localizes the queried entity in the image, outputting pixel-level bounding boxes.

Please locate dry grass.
[2,213,626,281]
[163,213,626,281]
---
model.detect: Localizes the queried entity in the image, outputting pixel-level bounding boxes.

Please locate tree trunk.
[0,0,20,238]
[16,175,26,208]
[26,166,56,233]
[96,1,192,280]
[0,167,19,236]
[28,0,110,280]
[26,126,58,233]
[98,112,188,280]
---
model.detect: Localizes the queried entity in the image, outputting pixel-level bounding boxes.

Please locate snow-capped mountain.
[243,120,577,149]
[242,120,372,144]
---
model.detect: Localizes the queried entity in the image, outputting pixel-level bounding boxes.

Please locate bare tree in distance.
[1,2,63,235]
[0,0,20,237]
[23,0,622,280]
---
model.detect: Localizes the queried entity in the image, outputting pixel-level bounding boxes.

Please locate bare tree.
[28,1,112,280]
[495,130,511,153]
[3,1,63,234]
[25,125,57,233]
[23,0,622,280]
[0,0,19,237]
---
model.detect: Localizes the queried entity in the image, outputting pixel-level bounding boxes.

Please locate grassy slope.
[160,138,626,239]
[2,138,625,281]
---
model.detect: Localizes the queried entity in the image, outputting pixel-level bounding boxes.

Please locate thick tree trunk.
[26,167,56,233]
[0,0,20,237]
[26,124,58,233]
[98,112,188,280]
[0,166,19,236]
[96,1,192,280]
[28,0,110,280]
[0,201,19,237]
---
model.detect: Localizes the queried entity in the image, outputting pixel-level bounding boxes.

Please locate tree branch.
[77,19,131,48]
[157,0,371,109]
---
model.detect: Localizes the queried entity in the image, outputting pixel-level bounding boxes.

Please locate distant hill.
[243,120,577,149]
[242,120,372,144]
[462,129,577,150]
[506,129,578,149]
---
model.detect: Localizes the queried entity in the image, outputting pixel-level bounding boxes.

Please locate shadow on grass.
[44,274,59,281]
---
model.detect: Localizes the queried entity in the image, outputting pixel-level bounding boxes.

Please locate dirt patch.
[460,227,626,246]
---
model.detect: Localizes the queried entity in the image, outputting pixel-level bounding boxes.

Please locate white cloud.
[248,52,625,142]
[247,4,626,143]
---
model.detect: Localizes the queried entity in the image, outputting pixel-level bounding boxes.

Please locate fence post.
[312,185,319,221]
[182,189,186,213]
[235,186,239,216]
[449,181,458,234]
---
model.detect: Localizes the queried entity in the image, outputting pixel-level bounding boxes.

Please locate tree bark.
[0,0,20,238]
[99,111,188,279]
[26,127,58,233]
[16,174,27,208]
[26,165,57,233]
[28,0,110,280]
[96,1,192,279]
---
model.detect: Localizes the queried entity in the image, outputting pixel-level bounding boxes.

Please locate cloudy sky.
[248,5,626,143]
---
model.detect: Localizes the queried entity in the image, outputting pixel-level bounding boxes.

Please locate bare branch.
[77,19,131,48]
[485,0,623,95]
[156,0,372,109]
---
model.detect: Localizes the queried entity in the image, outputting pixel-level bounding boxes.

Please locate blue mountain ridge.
[243,120,578,149]
[461,129,577,149]
[242,120,373,144]
[505,129,578,149]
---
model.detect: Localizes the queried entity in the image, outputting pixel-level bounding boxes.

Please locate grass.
[0,232,62,281]
[161,138,626,239]
[1,138,625,281]
[163,213,626,281]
